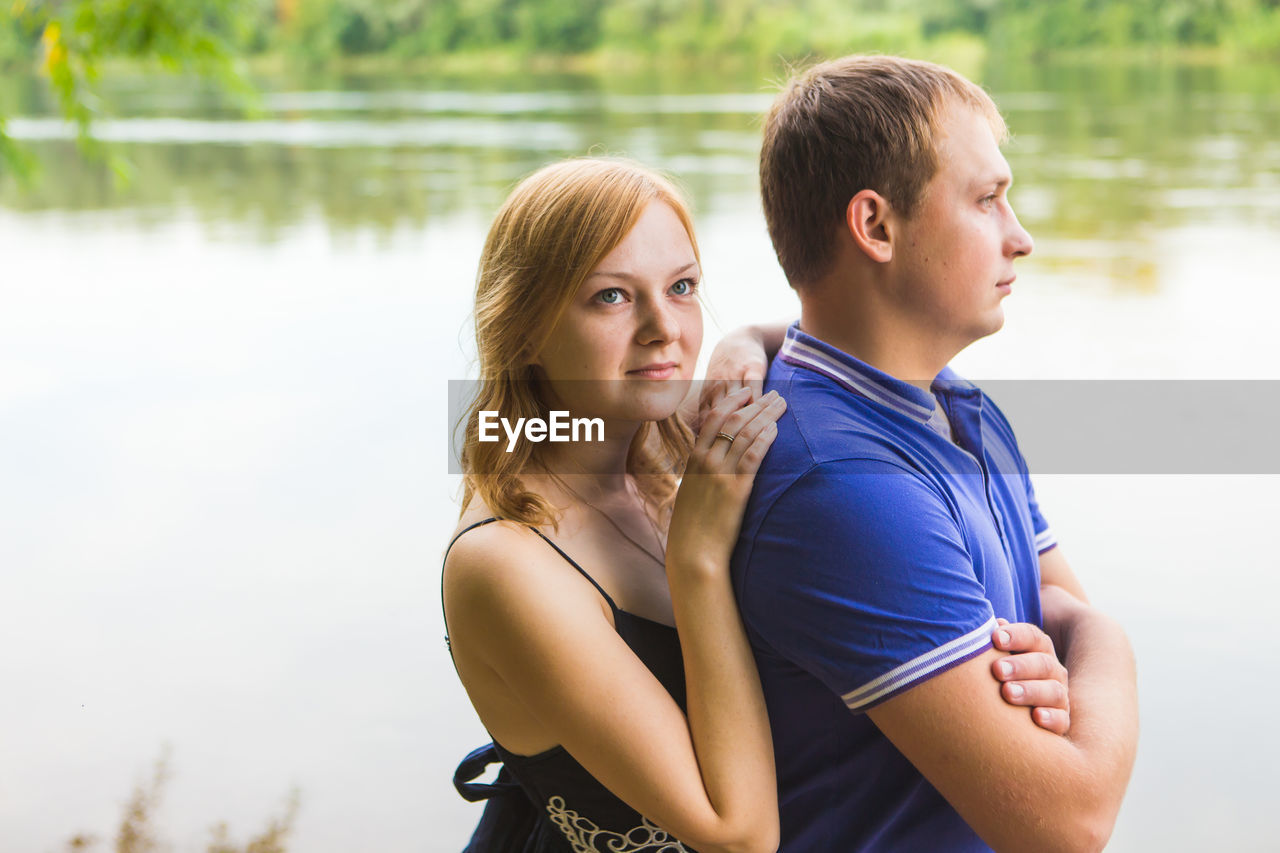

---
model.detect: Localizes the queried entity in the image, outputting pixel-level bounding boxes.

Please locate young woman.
[444,158,1071,853]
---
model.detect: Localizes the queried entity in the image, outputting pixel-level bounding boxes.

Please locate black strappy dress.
[445,518,694,853]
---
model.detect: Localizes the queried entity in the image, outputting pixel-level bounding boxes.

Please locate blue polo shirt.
[733,325,1058,852]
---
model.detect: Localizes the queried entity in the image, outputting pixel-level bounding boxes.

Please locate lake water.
[2,59,1279,851]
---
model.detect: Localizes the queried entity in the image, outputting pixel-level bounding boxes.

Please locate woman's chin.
[626,382,690,422]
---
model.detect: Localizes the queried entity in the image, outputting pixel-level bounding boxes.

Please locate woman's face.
[535,200,703,425]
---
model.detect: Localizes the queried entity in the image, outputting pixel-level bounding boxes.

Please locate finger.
[992,652,1065,684]
[707,389,779,454]
[697,379,732,424]
[1032,706,1070,736]
[1000,679,1069,711]
[694,386,753,454]
[709,377,743,406]
[723,392,786,470]
[995,617,1009,627]
[734,421,779,479]
[740,367,765,401]
[992,622,1055,656]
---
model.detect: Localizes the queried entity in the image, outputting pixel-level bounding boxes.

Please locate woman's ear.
[845,190,894,264]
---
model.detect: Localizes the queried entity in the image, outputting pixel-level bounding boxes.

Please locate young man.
[731,56,1138,851]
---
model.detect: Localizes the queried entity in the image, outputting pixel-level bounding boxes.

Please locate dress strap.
[442,518,500,654]
[444,517,502,563]
[526,527,621,614]
[442,517,620,615]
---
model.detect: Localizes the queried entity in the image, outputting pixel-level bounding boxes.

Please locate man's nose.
[1007,209,1034,259]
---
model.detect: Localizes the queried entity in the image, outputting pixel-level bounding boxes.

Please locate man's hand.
[992,618,1070,735]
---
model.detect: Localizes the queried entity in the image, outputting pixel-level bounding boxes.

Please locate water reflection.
[4,62,1279,293]
[2,59,1279,852]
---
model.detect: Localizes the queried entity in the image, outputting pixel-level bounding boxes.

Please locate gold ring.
[716,432,736,444]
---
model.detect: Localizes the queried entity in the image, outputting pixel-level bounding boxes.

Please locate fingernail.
[998,660,1013,678]
[1008,683,1024,699]
[997,630,1011,646]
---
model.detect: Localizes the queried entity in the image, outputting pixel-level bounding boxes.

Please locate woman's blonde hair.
[460,157,699,527]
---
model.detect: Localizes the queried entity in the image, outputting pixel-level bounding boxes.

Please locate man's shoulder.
[740,446,949,571]
[763,361,912,468]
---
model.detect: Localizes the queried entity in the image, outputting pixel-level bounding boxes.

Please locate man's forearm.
[1055,598,1139,836]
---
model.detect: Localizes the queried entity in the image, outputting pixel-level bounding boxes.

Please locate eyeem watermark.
[478,410,604,453]
[449,379,1280,474]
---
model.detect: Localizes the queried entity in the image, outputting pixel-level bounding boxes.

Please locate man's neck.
[799,299,959,391]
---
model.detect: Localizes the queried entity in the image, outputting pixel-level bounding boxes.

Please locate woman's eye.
[596,288,624,304]
[670,278,697,296]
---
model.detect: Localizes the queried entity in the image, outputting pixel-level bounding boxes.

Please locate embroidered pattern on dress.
[545,795,689,852]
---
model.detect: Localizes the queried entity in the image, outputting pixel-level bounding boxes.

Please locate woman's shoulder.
[445,506,592,611]
[445,510,543,578]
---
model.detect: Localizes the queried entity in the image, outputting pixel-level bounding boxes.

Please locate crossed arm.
[708,325,1137,850]
[871,568,1138,853]
[744,483,1137,853]
[703,324,1092,737]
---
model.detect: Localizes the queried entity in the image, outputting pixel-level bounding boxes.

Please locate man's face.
[890,103,1034,355]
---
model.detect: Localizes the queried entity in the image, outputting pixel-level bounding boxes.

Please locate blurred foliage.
[261,0,1280,60]
[4,0,1280,181]
[6,0,1280,71]
[3,58,1278,258]
[1,0,256,181]
[65,750,299,853]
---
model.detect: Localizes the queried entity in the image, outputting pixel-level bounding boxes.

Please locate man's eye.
[596,288,624,304]
[670,278,697,296]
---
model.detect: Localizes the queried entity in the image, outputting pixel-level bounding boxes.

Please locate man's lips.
[997,275,1016,292]
[627,362,678,378]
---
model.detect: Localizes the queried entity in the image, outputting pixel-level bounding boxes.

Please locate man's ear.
[845,190,893,264]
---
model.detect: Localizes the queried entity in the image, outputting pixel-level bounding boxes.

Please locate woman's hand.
[693,327,773,431]
[991,618,1071,735]
[668,386,786,574]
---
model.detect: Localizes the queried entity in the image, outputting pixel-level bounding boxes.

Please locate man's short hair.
[760,55,1006,287]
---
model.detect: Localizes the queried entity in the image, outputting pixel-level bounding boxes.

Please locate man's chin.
[956,313,1006,352]
[978,309,1006,339]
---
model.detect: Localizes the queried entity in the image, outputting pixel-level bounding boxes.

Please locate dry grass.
[66,751,299,853]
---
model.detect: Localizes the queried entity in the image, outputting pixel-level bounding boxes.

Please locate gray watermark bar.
[447,379,1280,475]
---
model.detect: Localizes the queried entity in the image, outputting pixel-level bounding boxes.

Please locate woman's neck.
[530,418,640,501]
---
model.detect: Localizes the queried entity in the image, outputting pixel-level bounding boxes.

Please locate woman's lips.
[627,363,678,379]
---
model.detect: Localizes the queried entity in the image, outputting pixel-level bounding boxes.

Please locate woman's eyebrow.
[587,261,700,281]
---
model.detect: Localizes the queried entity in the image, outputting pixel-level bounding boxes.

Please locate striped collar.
[778,324,976,424]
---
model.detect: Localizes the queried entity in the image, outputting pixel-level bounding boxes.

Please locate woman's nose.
[637,298,681,345]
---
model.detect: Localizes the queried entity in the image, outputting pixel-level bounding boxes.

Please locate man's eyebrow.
[587,261,700,281]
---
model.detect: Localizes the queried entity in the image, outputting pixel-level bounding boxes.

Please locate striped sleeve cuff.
[841,616,998,713]
[1035,527,1058,554]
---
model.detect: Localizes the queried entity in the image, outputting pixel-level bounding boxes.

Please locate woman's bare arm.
[445,389,785,853]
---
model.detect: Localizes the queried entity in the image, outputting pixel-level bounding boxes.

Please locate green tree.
[1,0,256,183]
